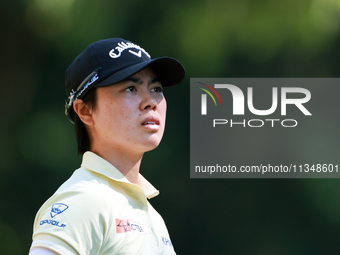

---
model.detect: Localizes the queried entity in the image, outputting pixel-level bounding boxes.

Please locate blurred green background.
[1,0,340,254]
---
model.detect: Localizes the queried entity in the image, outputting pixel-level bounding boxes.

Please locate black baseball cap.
[65,38,185,123]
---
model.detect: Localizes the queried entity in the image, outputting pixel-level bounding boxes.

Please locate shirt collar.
[80,151,159,199]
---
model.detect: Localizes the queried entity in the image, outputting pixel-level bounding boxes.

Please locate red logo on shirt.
[116,219,146,235]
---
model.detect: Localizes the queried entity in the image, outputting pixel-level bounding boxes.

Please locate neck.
[90,145,144,185]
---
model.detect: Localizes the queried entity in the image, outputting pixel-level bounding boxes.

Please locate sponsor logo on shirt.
[51,203,69,218]
[116,218,147,235]
[40,220,66,228]
[38,203,68,229]
[161,236,173,247]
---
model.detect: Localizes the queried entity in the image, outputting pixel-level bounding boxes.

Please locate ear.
[73,99,94,126]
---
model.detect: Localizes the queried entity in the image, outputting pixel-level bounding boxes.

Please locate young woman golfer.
[30,38,185,255]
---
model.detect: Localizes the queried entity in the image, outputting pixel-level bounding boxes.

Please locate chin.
[141,136,163,152]
[143,141,162,152]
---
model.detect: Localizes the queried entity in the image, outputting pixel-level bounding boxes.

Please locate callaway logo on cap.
[109,41,151,59]
[65,38,185,123]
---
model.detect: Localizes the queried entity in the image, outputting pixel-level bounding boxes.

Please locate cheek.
[117,101,135,120]
[111,102,136,132]
[160,100,167,120]
[94,101,119,128]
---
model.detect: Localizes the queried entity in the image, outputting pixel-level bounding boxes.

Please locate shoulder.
[38,169,108,213]
[34,168,123,227]
[31,168,118,254]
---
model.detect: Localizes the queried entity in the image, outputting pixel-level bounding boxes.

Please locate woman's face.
[89,67,167,154]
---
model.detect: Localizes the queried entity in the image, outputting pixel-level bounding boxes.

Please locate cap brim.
[94,57,185,88]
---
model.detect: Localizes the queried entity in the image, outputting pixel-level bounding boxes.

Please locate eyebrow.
[126,77,159,85]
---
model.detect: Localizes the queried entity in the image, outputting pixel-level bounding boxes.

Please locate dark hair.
[74,88,97,155]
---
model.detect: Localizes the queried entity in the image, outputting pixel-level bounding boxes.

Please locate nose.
[139,89,158,111]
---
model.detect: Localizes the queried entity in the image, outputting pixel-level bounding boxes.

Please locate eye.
[125,86,136,92]
[152,86,163,93]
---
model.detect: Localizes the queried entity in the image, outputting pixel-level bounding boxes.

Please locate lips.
[141,116,160,128]
[143,121,157,125]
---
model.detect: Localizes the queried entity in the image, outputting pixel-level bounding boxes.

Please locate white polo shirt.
[30,152,176,255]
